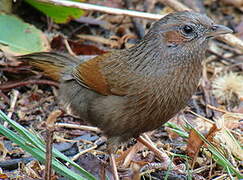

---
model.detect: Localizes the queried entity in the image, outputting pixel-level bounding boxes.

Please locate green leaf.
[25,0,85,24]
[0,110,96,180]
[0,13,50,55]
[164,122,189,138]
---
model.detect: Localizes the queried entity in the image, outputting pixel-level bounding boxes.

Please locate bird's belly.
[59,80,101,119]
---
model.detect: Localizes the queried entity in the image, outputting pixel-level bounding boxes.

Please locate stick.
[71,145,97,161]
[4,90,19,127]
[45,110,62,180]
[55,123,101,133]
[137,134,172,166]
[110,153,119,180]
[36,0,164,20]
[7,90,19,119]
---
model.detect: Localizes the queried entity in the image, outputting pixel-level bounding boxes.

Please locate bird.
[18,11,232,179]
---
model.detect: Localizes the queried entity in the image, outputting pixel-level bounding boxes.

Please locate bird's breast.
[125,64,202,131]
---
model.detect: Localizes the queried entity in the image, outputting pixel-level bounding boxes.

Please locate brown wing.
[72,53,115,95]
[72,52,133,96]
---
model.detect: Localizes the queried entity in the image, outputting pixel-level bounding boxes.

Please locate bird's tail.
[18,52,81,81]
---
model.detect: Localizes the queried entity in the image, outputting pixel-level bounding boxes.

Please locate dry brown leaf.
[186,124,219,158]
[186,129,202,158]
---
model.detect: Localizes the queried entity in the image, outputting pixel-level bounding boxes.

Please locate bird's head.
[143,11,232,63]
[148,11,232,48]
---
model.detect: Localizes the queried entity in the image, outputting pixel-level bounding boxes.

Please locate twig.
[65,144,97,168]
[0,79,59,91]
[55,123,101,133]
[4,90,19,127]
[192,164,214,174]
[63,38,76,56]
[186,110,214,124]
[36,0,164,20]
[77,34,121,48]
[71,145,97,161]
[140,162,174,172]
[55,136,93,144]
[206,104,229,114]
[212,174,228,180]
[45,110,62,180]
[207,49,235,64]
[217,34,243,53]
[7,89,19,119]
[137,134,179,171]
[110,153,119,180]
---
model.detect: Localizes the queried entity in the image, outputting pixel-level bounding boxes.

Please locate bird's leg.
[110,153,119,180]
[136,133,175,169]
[107,138,120,180]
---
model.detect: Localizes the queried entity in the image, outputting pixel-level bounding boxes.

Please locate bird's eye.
[182,25,194,34]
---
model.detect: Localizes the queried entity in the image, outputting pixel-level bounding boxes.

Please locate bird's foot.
[137,133,184,173]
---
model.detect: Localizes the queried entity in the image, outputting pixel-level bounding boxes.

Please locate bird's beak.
[206,24,233,38]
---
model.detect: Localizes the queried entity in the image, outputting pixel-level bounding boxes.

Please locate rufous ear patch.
[164,31,188,45]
